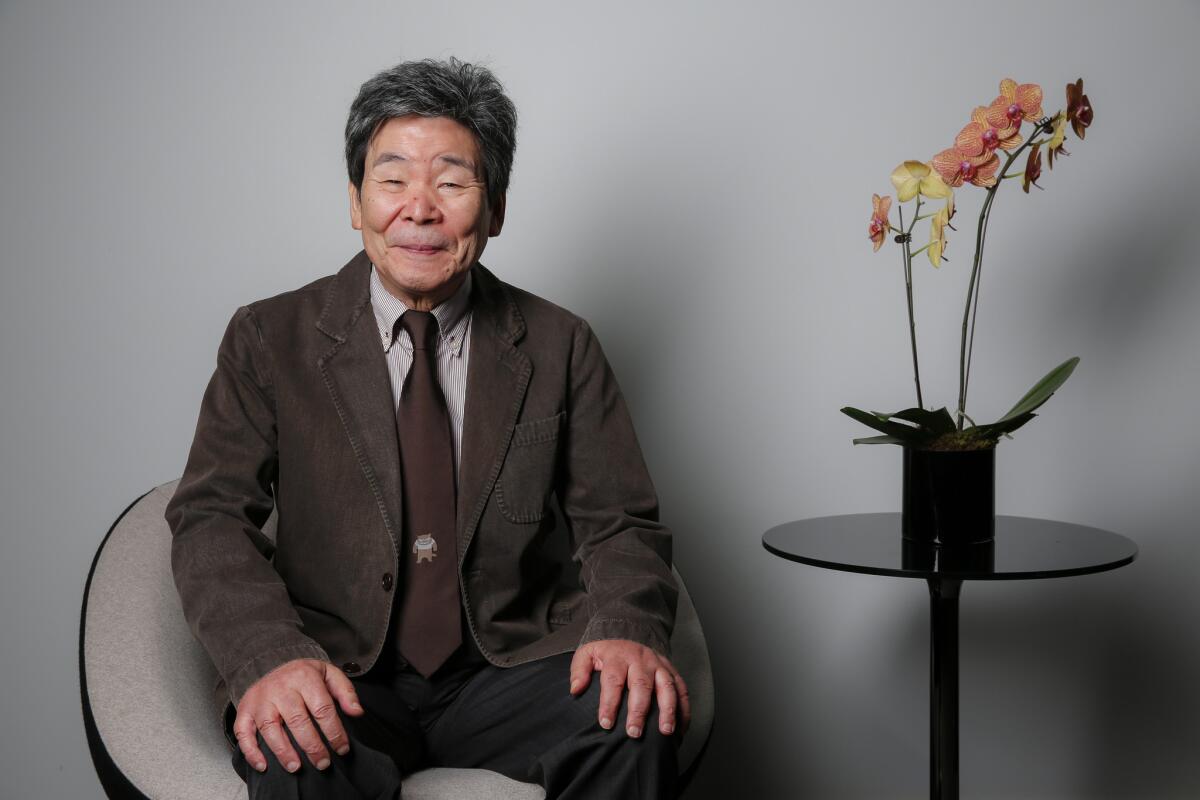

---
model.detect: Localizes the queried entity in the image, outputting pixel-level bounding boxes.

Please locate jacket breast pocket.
[495,411,565,524]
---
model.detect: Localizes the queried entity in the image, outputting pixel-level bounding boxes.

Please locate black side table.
[762,514,1137,800]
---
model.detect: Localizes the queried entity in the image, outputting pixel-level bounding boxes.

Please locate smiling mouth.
[396,244,444,255]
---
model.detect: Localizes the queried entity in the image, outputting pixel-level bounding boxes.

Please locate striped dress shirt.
[369,265,473,473]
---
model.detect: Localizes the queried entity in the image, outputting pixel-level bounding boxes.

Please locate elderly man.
[166,58,686,799]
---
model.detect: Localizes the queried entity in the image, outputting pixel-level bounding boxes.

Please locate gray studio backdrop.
[2,1,1197,797]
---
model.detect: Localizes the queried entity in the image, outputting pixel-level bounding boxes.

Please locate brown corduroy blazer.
[166,252,677,720]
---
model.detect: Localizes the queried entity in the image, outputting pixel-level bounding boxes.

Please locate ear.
[488,193,506,237]
[348,181,363,231]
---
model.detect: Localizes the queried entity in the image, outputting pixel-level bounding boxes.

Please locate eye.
[439,182,462,189]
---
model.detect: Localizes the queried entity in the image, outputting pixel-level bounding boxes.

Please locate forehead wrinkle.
[370,151,477,174]
[372,152,406,168]
[436,154,477,173]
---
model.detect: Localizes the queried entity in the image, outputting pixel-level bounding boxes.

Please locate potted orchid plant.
[845,78,1094,544]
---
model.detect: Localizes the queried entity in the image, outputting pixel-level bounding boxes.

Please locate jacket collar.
[315,250,526,347]
[315,250,532,562]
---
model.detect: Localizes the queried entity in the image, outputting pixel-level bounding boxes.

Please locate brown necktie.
[395,311,461,677]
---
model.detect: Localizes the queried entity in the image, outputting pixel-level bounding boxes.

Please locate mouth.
[396,244,445,256]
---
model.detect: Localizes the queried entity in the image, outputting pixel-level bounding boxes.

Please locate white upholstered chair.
[81,480,714,799]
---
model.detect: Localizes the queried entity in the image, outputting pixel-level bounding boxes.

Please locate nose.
[401,184,441,224]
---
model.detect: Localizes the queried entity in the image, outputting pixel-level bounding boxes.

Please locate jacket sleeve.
[165,306,330,703]
[559,317,678,657]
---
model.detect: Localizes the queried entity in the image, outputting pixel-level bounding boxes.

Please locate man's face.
[349,115,504,310]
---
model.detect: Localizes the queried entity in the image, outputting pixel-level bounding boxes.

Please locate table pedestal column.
[929,578,961,800]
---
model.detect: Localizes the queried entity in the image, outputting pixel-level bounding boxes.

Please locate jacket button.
[342,661,361,675]
[381,572,394,591]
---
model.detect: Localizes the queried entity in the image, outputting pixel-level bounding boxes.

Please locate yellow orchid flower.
[928,206,950,267]
[1046,111,1070,169]
[890,161,952,202]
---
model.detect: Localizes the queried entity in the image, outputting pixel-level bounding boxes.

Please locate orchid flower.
[890,161,952,202]
[931,147,999,188]
[1046,111,1069,169]
[1022,142,1043,193]
[928,205,951,267]
[985,78,1044,130]
[955,106,1023,157]
[869,194,892,252]
[1067,78,1093,139]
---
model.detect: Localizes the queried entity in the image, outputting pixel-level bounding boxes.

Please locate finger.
[279,691,332,770]
[623,663,654,739]
[301,680,351,759]
[673,670,692,736]
[256,708,302,774]
[654,668,678,736]
[233,709,268,772]
[596,658,628,731]
[568,646,596,696]
[324,664,364,718]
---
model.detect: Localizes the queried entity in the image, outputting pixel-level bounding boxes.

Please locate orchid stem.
[956,118,1052,430]
[898,203,925,409]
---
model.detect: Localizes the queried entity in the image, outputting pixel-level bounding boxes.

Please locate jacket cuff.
[579,617,671,658]
[226,642,331,704]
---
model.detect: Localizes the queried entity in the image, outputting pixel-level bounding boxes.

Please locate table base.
[929,578,961,800]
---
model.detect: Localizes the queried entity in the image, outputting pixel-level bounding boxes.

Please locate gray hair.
[345,58,518,208]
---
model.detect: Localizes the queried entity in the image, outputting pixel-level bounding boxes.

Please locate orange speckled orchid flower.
[931,147,999,188]
[985,79,1044,131]
[869,194,892,252]
[956,106,1023,157]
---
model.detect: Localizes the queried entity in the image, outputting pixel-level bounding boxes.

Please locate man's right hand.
[232,658,364,774]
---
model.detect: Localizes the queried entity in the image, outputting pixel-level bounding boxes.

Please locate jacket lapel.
[315,252,404,553]
[457,264,531,558]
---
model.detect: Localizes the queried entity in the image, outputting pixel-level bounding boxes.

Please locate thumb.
[324,663,364,716]
[568,646,595,696]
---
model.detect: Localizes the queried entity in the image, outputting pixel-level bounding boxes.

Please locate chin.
[381,260,462,296]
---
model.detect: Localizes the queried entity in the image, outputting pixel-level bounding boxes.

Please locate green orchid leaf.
[851,434,908,445]
[995,357,1079,424]
[884,406,957,434]
[841,407,927,443]
[974,411,1037,439]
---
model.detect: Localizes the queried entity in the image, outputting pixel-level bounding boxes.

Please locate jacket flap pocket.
[511,411,565,447]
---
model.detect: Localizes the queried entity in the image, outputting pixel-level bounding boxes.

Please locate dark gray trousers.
[227,649,679,799]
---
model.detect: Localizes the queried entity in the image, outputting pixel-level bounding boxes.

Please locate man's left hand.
[569,639,690,739]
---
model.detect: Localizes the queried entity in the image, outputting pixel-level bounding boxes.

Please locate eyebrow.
[371,152,478,171]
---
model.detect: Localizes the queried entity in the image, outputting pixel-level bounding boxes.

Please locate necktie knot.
[400,311,439,351]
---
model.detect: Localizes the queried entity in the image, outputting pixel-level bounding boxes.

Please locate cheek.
[363,196,400,232]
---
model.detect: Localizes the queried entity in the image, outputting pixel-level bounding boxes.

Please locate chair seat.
[81,481,713,798]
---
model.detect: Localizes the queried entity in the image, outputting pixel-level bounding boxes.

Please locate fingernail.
[600,717,612,729]
[627,725,641,738]
[336,745,350,756]
[317,757,331,770]
[255,761,267,773]
[570,680,579,693]
[350,700,362,710]
[286,761,300,773]
[663,723,674,734]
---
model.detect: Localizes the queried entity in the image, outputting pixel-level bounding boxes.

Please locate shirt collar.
[369,265,473,356]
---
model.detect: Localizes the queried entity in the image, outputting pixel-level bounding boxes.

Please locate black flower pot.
[902,446,995,545]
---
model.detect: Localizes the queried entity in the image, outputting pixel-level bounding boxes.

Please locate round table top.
[762,513,1137,580]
